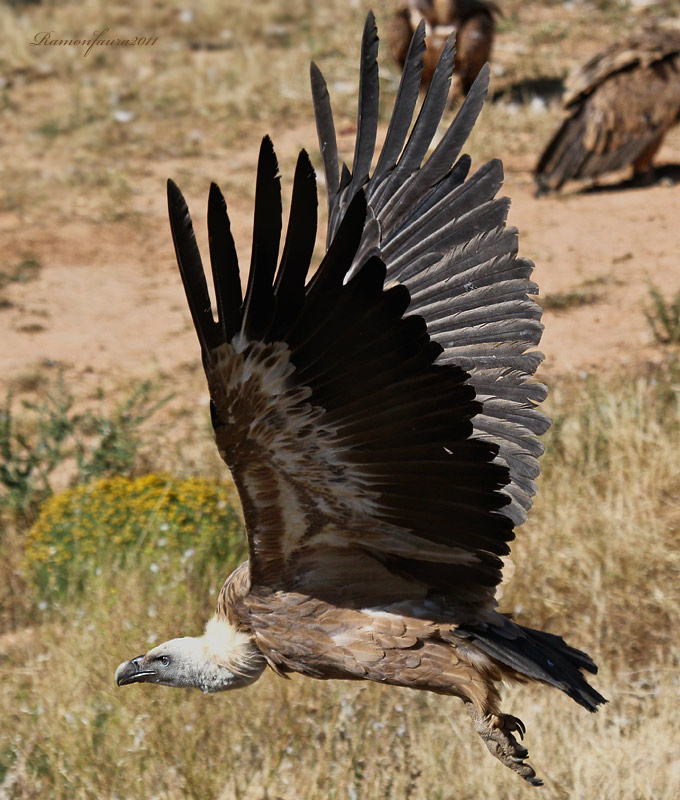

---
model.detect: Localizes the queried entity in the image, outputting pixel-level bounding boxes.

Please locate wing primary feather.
[349,12,380,196]
[387,33,456,189]
[305,190,368,302]
[241,136,282,340]
[167,179,221,352]
[269,149,318,339]
[412,63,490,192]
[371,19,427,188]
[207,182,242,341]
[311,61,339,233]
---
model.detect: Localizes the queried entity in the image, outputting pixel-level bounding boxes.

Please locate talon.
[465,704,542,786]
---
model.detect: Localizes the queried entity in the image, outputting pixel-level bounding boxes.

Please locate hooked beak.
[115,655,157,686]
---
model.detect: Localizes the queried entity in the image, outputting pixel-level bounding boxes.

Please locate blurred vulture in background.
[388,0,499,99]
[535,30,680,193]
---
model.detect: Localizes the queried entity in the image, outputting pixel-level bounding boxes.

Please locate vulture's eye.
[158,655,170,667]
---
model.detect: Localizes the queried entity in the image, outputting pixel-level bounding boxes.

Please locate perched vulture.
[535,29,680,193]
[387,0,499,98]
[115,14,605,786]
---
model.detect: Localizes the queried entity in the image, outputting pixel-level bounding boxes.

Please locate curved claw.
[466,705,541,787]
[513,715,526,739]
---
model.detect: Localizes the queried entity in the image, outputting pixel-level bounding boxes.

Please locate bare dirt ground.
[2,123,680,410]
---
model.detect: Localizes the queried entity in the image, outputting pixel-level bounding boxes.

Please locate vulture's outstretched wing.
[535,30,680,192]
[314,13,548,530]
[169,14,545,611]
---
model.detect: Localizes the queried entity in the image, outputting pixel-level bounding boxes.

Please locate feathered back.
[536,30,680,193]
[563,30,680,106]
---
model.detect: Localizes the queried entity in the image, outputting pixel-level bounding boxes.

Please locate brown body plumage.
[115,16,605,787]
[387,0,498,98]
[535,30,680,193]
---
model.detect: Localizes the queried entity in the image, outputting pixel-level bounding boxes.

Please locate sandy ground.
[3,125,679,412]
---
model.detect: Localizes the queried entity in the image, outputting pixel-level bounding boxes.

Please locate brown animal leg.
[465,702,543,786]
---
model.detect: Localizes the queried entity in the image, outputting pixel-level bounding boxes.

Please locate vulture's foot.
[465,704,543,787]
[630,163,679,188]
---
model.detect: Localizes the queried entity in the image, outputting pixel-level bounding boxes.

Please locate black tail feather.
[459,617,607,712]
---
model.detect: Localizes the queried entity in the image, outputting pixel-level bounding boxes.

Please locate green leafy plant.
[0,376,171,521]
[24,473,246,598]
[646,284,680,345]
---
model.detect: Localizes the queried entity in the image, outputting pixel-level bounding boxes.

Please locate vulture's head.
[115,615,266,693]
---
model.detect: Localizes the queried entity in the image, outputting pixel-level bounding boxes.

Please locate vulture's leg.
[465,702,543,786]
[453,14,494,100]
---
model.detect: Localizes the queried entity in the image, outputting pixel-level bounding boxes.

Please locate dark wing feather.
[171,15,547,611]
[349,12,380,196]
[310,61,339,243]
[207,182,242,341]
[168,179,221,352]
[270,150,317,340]
[372,20,427,186]
[368,34,456,222]
[313,16,548,529]
[241,136,282,340]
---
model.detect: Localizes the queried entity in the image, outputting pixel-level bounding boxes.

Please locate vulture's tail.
[458,616,607,711]
[535,100,661,194]
[534,106,591,194]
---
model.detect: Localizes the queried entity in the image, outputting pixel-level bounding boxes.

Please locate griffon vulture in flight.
[387,0,499,99]
[535,29,680,193]
[115,14,605,786]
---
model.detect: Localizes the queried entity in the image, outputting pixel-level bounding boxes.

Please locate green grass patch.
[0,377,171,522]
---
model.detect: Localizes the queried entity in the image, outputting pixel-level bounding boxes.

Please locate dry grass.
[2,370,680,799]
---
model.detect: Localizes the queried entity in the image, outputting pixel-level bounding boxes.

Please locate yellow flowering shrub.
[24,474,247,596]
